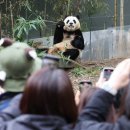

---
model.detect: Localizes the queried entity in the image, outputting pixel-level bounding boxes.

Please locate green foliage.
[79,0,109,16]
[36,50,46,58]
[58,51,71,64]
[13,16,46,41]
[1,0,109,37]
[71,67,88,77]
[50,0,109,19]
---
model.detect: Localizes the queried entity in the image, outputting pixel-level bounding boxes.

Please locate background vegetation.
[0,0,109,39]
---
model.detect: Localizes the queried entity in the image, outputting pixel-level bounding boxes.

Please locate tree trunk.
[114,0,117,28]
[119,0,124,57]
[120,0,124,30]
[0,12,1,38]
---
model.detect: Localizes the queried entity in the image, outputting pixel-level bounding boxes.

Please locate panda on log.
[48,16,85,60]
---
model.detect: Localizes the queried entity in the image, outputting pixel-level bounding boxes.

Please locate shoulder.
[75,119,124,130]
[75,115,130,130]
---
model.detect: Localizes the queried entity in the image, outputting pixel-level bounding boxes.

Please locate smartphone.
[102,67,114,81]
[79,80,92,85]
[79,80,92,92]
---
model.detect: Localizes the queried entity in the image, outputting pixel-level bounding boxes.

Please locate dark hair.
[118,86,130,119]
[78,87,116,123]
[114,86,130,119]
[125,86,130,119]
[20,68,77,123]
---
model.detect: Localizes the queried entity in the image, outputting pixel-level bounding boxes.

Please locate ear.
[64,15,69,19]
[0,38,13,47]
[76,15,80,20]
[25,48,37,60]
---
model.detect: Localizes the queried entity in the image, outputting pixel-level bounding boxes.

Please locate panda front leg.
[63,49,80,60]
[71,35,84,50]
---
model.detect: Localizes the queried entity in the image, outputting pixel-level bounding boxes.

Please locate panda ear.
[0,38,13,47]
[76,15,80,20]
[64,15,69,19]
[25,48,37,60]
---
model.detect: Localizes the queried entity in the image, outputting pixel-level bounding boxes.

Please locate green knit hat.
[0,42,42,92]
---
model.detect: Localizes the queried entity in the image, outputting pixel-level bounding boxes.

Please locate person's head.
[20,67,77,123]
[0,42,42,92]
[78,87,116,123]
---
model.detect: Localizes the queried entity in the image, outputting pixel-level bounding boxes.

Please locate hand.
[96,71,107,87]
[75,90,81,105]
[56,21,64,28]
[108,59,130,90]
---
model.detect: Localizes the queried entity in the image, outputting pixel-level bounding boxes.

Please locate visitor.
[0,40,42,110]
[75,59,130,130]
[78,86,116,123]
[0,67,77,130]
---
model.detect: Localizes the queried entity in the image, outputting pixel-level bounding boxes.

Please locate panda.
[48,16,84,60]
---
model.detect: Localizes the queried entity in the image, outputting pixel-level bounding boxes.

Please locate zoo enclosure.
[31,15,130,61]
[1,6,130,61]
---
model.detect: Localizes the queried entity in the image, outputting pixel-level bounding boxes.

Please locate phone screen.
[103,69,113,80]
[79,81,92,92]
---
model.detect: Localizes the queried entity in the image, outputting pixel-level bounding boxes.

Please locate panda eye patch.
[73,20,76,24]
[67,20,69,24]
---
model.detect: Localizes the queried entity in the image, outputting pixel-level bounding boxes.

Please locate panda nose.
[70,23,73,25]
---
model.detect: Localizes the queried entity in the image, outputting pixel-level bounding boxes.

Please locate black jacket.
[2,90,130,130]
[75,89,130,130]
[0,115,72,130]
[0,94,73,130]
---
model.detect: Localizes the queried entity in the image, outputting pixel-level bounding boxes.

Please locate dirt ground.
[69,58,124,93]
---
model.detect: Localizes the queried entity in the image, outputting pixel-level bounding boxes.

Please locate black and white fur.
[53,16,84,60]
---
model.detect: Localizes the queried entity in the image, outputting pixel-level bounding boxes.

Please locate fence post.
[89,16,92,60]
[0,12,1,38]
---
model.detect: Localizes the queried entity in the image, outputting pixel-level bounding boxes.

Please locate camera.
[79,80,92,92]
[102,67,114,81]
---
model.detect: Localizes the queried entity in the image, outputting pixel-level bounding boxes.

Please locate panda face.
[64,16,80,31]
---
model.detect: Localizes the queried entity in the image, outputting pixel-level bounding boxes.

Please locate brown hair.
[118,87,130,118]
[116,88,127,117]
[117,86,130,119]
[20,68,77,123]
[78,87,116,123]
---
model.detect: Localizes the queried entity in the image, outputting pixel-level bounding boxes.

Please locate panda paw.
[56,21,65,28]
